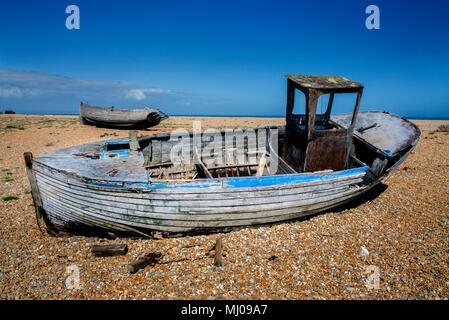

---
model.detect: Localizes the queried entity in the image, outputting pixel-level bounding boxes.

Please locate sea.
[11,113,449,120]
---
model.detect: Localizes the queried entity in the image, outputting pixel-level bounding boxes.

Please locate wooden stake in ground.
[129,130,139,154]
[91,244,128,257]
[214,237,223,267]
[126,252,162,274]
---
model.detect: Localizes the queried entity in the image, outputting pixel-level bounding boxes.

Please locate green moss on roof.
[285,74,363,90]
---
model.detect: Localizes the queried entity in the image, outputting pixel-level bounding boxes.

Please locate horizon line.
[1,112,448,120]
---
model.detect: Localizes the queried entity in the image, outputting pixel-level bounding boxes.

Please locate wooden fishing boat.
[25,75,420,237]
[79,102,168,128]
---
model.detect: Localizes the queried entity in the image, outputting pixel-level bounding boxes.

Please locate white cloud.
[0,87,24,97]
[0,68,172,101]
[0,68,220,114]
[126,88,172,101]
[0,86,41,98]
[126,89,146,101]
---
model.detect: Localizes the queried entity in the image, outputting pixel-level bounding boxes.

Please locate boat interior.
[138,126,293,180]
[130,75,420,181]
[134,122,412,182]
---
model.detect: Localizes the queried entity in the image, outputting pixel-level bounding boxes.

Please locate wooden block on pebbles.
[91,244,128,257]
[126,252,162,274]
[214,238,223,267]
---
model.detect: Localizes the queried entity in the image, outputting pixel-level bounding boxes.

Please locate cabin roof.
[285,75,363,91]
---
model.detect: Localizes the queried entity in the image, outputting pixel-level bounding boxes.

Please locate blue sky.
[0,0,448,118]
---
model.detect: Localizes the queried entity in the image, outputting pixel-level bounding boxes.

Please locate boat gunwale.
[32,156,369,191]
[80,103,156,114]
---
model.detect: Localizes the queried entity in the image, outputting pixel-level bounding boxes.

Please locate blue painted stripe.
[106,139,129,145]
[91,166,369,190]
[36,157,368,190]
[223,167,367,188]
[381,150,392,157]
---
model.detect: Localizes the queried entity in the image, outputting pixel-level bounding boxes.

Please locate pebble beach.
[0,114,448,300]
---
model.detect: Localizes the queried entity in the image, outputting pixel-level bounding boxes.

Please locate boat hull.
[30,159,373,236]
[79,102,168,129]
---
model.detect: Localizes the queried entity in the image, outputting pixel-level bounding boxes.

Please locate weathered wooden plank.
[37,171,362,208]
[39,176,355,212]
[214,238,223,267]
[35,170,364,209]
[146,145,266,167]
[24,153,43,214]
[146,133,267,153]
[151,140,162,164]
[23,152,55,234]
[39,182,355,222]
[193,146,212,179]
[126,252,162,273]
[43,198,154,236]
[44,200,131,231]
[129,131,139,152]
[91,244,128,257]
[41,185,369,232]
[39,181,360,224]
[33,161,365,195]
[256,152,267,177]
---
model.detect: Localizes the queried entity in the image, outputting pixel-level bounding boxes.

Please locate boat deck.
[331,111,420,157]
[34,139,149,183]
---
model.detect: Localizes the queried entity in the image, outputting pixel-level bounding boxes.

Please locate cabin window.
[317,94,331,116]
[292,91,334,130]
[291,89,307,127]
[329,93,358,115]
[315,93,359,130]
[315,94,332,130]
[292,90,306,116]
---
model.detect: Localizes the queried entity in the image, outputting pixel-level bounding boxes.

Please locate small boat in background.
[25,75,420,238]
[79,102,168,129]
